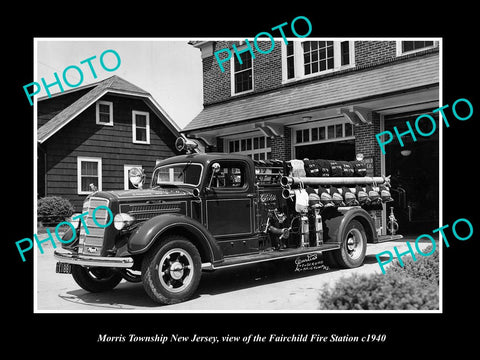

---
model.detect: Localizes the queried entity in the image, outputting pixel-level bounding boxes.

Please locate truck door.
[204,159,256,249]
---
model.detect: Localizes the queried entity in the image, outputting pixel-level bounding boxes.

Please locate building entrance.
[384,111,440,235]
[295,139,355,160]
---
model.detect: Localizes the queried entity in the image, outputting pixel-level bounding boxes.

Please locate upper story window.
[304,41,334,75]
[286,42,295,79]
[231,48,254,95]
[132,110,150,144]
[96,101,113,126]
[397,40,436,55]
[283,40,354,82]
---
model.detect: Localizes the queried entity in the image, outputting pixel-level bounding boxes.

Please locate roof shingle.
[38,75,175,143]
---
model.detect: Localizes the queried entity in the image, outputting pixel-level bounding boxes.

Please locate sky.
[35,39,204,130]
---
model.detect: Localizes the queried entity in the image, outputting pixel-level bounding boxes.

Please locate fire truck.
[54,137,401,305]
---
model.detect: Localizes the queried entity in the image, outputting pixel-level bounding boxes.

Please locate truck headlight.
[114,213,135,230]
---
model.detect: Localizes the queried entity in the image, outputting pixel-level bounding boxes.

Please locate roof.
[38,75,180,143]
[182,53,439,132]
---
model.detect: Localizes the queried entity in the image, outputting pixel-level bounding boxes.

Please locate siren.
[175,137,198,153]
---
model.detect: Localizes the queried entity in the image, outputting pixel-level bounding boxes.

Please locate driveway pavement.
[35,236,438,312]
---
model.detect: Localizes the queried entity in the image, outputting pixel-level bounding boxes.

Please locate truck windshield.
[152,163,203,187]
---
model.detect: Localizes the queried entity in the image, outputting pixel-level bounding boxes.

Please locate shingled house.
[183,40,440,234]
[37,75,181,211]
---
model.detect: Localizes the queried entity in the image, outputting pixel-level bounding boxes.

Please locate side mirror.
[212,163,221,173]
[129,167,145,189]
[192,188,200,198]
[207,163,221,192]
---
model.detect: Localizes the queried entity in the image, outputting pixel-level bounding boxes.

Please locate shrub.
[37,196,75,225]
[318,272,438,310]
[387,245,439,284]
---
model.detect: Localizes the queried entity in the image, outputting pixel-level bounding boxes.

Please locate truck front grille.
[78,197,110,256]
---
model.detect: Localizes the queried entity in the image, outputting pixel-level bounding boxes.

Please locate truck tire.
[71,265,123,293]
[322,250,338,268]
[333,219,367,268]
[141,235,202,305]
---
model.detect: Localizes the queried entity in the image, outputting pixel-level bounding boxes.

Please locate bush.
[388,245,439,284]
[37,196,75,225]
[318,245,440,310]
[318,272,438,310]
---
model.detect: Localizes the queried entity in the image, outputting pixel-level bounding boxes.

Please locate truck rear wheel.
[333,219,367,268]
[141,235,202,305]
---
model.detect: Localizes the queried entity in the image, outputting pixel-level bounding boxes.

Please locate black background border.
[7,6,478,353]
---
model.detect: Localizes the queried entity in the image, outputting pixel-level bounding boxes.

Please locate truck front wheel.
[141,236,202,305]
[334,219,367,268]
[71,265,123,293]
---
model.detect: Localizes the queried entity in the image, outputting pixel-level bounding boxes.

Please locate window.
[340,41,350,66]
[283,40,354,82]
[132,110,150,144]
[232,48,253,95]
[227,135,271,160]
[77,157,102,194]
[304,41,334,75]
[96,101,113,125]
[345,122,353,137]
[397,40,436,55]
[294,120,354,145]
[210,162,246,188]
[286,42,295,79]
[296,128,310,143]
[124,165,142,190]
[152,163,203,187]
[402,41,434,53]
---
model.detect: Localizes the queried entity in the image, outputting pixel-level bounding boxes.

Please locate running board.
[376,234,403,243]
[205,243,340,270]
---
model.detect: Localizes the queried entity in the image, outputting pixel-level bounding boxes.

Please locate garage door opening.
[295,140,356,160]
[384,111,439,235]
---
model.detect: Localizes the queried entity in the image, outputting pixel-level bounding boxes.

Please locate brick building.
[182,40,440,234]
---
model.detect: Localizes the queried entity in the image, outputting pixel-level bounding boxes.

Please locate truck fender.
[127,213,223,265]
[323,207,377,244]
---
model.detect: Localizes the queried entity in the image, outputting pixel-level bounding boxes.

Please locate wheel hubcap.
[169,261,185,280]
[158,248,193,293]
[345,228,363,260]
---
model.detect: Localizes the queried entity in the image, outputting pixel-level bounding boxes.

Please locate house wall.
[203,41,403,107]
[354,113,382,177]
[41,94,178,210]
[202,41,283,105]
[354,41,397,68]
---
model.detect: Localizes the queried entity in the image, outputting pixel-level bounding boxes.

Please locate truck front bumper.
[54,249,134,268]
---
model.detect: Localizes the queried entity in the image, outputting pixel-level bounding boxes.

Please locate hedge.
[37,196,75,225]
[318,246,439,310]
[388,245,439,284]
